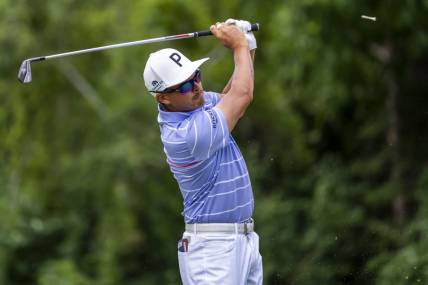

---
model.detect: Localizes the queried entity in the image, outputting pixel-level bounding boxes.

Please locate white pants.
[178,231,263,285]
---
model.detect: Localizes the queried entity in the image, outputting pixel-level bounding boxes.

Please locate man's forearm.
[222,49,255,95]
[226,46,254,103]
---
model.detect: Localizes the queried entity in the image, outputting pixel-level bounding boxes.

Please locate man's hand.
[210,22,248,50]
[225,19,257,50]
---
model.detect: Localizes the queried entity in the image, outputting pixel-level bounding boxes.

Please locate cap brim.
[165,57,209,89]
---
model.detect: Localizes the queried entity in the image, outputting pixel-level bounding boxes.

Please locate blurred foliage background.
[1,0,428,284]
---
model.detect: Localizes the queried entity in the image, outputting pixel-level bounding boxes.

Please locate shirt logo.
[207,110,217,128]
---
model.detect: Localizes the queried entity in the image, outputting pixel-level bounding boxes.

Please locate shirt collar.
[157,95,205,124]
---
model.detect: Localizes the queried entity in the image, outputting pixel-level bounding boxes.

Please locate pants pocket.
[201,235,237,256]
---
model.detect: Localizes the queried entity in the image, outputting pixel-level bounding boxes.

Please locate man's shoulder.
[160,119,192,136]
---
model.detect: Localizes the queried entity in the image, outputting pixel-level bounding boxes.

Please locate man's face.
[156,70,205,112]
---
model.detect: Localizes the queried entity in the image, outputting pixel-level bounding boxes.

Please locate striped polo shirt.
[158,91,254,223]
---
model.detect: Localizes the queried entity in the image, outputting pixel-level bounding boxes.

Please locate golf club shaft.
[30,23,260,63]
[18,23,260,83]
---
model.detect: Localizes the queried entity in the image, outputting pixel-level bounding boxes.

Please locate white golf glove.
[225,18,257,50]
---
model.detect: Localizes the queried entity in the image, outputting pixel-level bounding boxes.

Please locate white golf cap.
[143,48,209,94]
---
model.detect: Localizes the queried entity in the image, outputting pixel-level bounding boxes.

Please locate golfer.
[143,19,262,285]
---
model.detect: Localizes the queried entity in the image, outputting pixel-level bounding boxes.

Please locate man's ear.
[156,93,171,105]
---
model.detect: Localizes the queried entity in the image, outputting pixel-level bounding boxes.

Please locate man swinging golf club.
[143,19,262,284]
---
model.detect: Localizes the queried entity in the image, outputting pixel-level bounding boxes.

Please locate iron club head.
[18,59,32,83]
[17,57,45,84]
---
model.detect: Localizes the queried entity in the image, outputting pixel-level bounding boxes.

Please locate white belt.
[185,219,254,235]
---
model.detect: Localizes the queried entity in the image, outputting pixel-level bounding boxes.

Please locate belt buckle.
[244,223,248,235]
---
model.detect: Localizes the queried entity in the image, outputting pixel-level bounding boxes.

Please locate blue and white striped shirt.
[158,91,254,223]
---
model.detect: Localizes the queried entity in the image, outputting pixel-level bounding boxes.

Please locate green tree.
[1,0,428,284]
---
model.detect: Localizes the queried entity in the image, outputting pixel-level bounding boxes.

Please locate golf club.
[18,23,260,84]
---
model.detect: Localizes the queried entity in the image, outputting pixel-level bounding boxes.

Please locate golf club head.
[18,59,32,83]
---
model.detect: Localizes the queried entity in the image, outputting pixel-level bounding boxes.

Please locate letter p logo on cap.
[169,53,182,67]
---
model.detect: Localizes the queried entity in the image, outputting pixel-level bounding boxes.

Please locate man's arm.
[222,50,255,95]
[210,24,254,132]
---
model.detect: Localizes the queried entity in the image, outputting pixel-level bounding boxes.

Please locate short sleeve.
[186,107,230,161]
[203,91,221,107]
